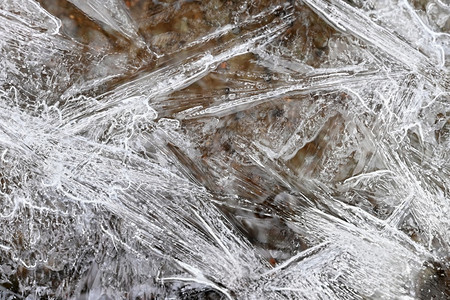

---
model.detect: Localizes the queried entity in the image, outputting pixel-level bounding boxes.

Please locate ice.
[67,0,146,47]
[0,0,449,299]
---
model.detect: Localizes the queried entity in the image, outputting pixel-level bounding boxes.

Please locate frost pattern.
[0,0,449,299]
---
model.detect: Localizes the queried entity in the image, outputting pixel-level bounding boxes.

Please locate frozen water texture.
[0,0,449,299]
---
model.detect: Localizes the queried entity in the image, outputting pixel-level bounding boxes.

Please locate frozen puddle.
[0,0,448,299]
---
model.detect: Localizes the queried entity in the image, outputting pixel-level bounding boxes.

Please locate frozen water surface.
[0,0,449,299]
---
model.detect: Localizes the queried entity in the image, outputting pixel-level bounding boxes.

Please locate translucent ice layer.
[0,0,448,299]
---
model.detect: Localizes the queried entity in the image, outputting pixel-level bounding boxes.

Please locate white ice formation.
[0,0,448,299]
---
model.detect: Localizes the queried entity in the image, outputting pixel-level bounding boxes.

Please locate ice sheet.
[0,0,448,299]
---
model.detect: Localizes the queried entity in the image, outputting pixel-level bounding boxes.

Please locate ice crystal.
[0,0,448,299]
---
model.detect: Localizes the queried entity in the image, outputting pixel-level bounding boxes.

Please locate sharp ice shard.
[67,0,146,47]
